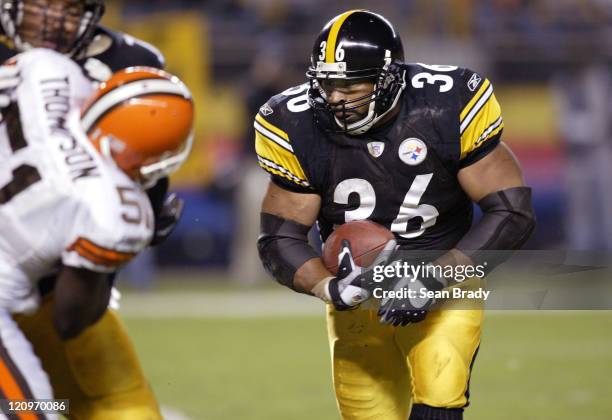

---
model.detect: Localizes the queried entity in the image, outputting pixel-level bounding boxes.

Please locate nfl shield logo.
[367,141,385,158]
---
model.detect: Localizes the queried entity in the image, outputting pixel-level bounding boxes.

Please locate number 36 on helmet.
[81,67,194,188]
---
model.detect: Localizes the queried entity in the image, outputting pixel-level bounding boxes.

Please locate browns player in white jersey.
[0,49,193,419]
[0,1,188,418]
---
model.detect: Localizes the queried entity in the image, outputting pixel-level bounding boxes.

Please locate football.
[322,220,395,275]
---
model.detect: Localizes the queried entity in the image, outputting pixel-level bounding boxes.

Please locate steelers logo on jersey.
[398,138,427,166]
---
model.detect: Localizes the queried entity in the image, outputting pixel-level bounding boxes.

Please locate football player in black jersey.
[0,1,175,418]
[256,10,535,420]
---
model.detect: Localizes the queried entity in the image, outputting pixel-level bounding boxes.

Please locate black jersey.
[0,26,164,78]
[255,63,504,251]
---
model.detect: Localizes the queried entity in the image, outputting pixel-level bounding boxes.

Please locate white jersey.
[0,49,153,314]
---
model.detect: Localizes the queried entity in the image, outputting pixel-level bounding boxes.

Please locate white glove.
[313,239,396,310]
[109,287,122,311]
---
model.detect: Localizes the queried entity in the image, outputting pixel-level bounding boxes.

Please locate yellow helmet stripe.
[325,10,365,63]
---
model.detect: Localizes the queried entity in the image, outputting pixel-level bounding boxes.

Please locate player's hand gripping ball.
[323,220,395,275]
[316,221,396,310]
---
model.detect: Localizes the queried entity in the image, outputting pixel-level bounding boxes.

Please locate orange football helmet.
[81,66,194,187]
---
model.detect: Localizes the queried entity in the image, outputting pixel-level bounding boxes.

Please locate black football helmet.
[306,10,406,135]
[0,0,104,56]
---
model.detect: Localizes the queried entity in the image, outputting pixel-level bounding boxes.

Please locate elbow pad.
[257,213,319,289]
[457,186,536,266]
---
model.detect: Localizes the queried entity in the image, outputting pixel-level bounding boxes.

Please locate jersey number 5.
[334,174,439,239]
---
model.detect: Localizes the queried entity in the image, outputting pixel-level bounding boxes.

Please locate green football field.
[120,286,612,420]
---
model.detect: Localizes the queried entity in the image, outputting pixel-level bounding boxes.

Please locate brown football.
[322,220,395,275]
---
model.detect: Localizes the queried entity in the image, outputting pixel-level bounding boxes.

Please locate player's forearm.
[54,301,107,340]
[432,249,474,269]
[426,249,476,287]
[293,258,334,294]
[458,186,535,260]
[257,212,320,291]
[436,187,535,280]
[53,267,111,340]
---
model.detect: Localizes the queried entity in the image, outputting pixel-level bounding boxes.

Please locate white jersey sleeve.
[61,179,154,273]
[10,49,154,274]
[0,49,155,314]
[14,48,94,115]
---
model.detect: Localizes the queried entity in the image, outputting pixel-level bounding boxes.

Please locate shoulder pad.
[405,63,503,165]
[254,83,316,192]
[0,40,15,63]
[83,26,165,72]
[15,49,93,122]
[455,67,503,165]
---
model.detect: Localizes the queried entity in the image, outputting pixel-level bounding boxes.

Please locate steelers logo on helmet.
[306,10,407,135]
[81,66,194,188]
[398,138,428,166]
[0,0,105,56]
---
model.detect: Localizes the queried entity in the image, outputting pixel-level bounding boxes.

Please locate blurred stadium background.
[100,1,612,418]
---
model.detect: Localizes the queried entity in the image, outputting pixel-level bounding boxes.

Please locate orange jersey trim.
[67,237,136,269]
[0,358,40,420]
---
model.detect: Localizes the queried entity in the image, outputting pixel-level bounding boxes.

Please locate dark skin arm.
[260,182,329,294]
[53,266,111,340]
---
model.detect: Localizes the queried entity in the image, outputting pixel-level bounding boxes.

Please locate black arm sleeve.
[146,177,169,218]
[257,213,319,290]
[456,186,536,267]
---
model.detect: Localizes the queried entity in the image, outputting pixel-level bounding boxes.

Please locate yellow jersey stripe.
[257,156,310,188]
[325,10,363,63]
[460,92,502,160]
[475,116,504,146]
[460,84,494,134]
[460,79,491,122]
[255,131,308,184]
[255,113,289,141]
[254,120,293,152]
[459,86,493,134]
